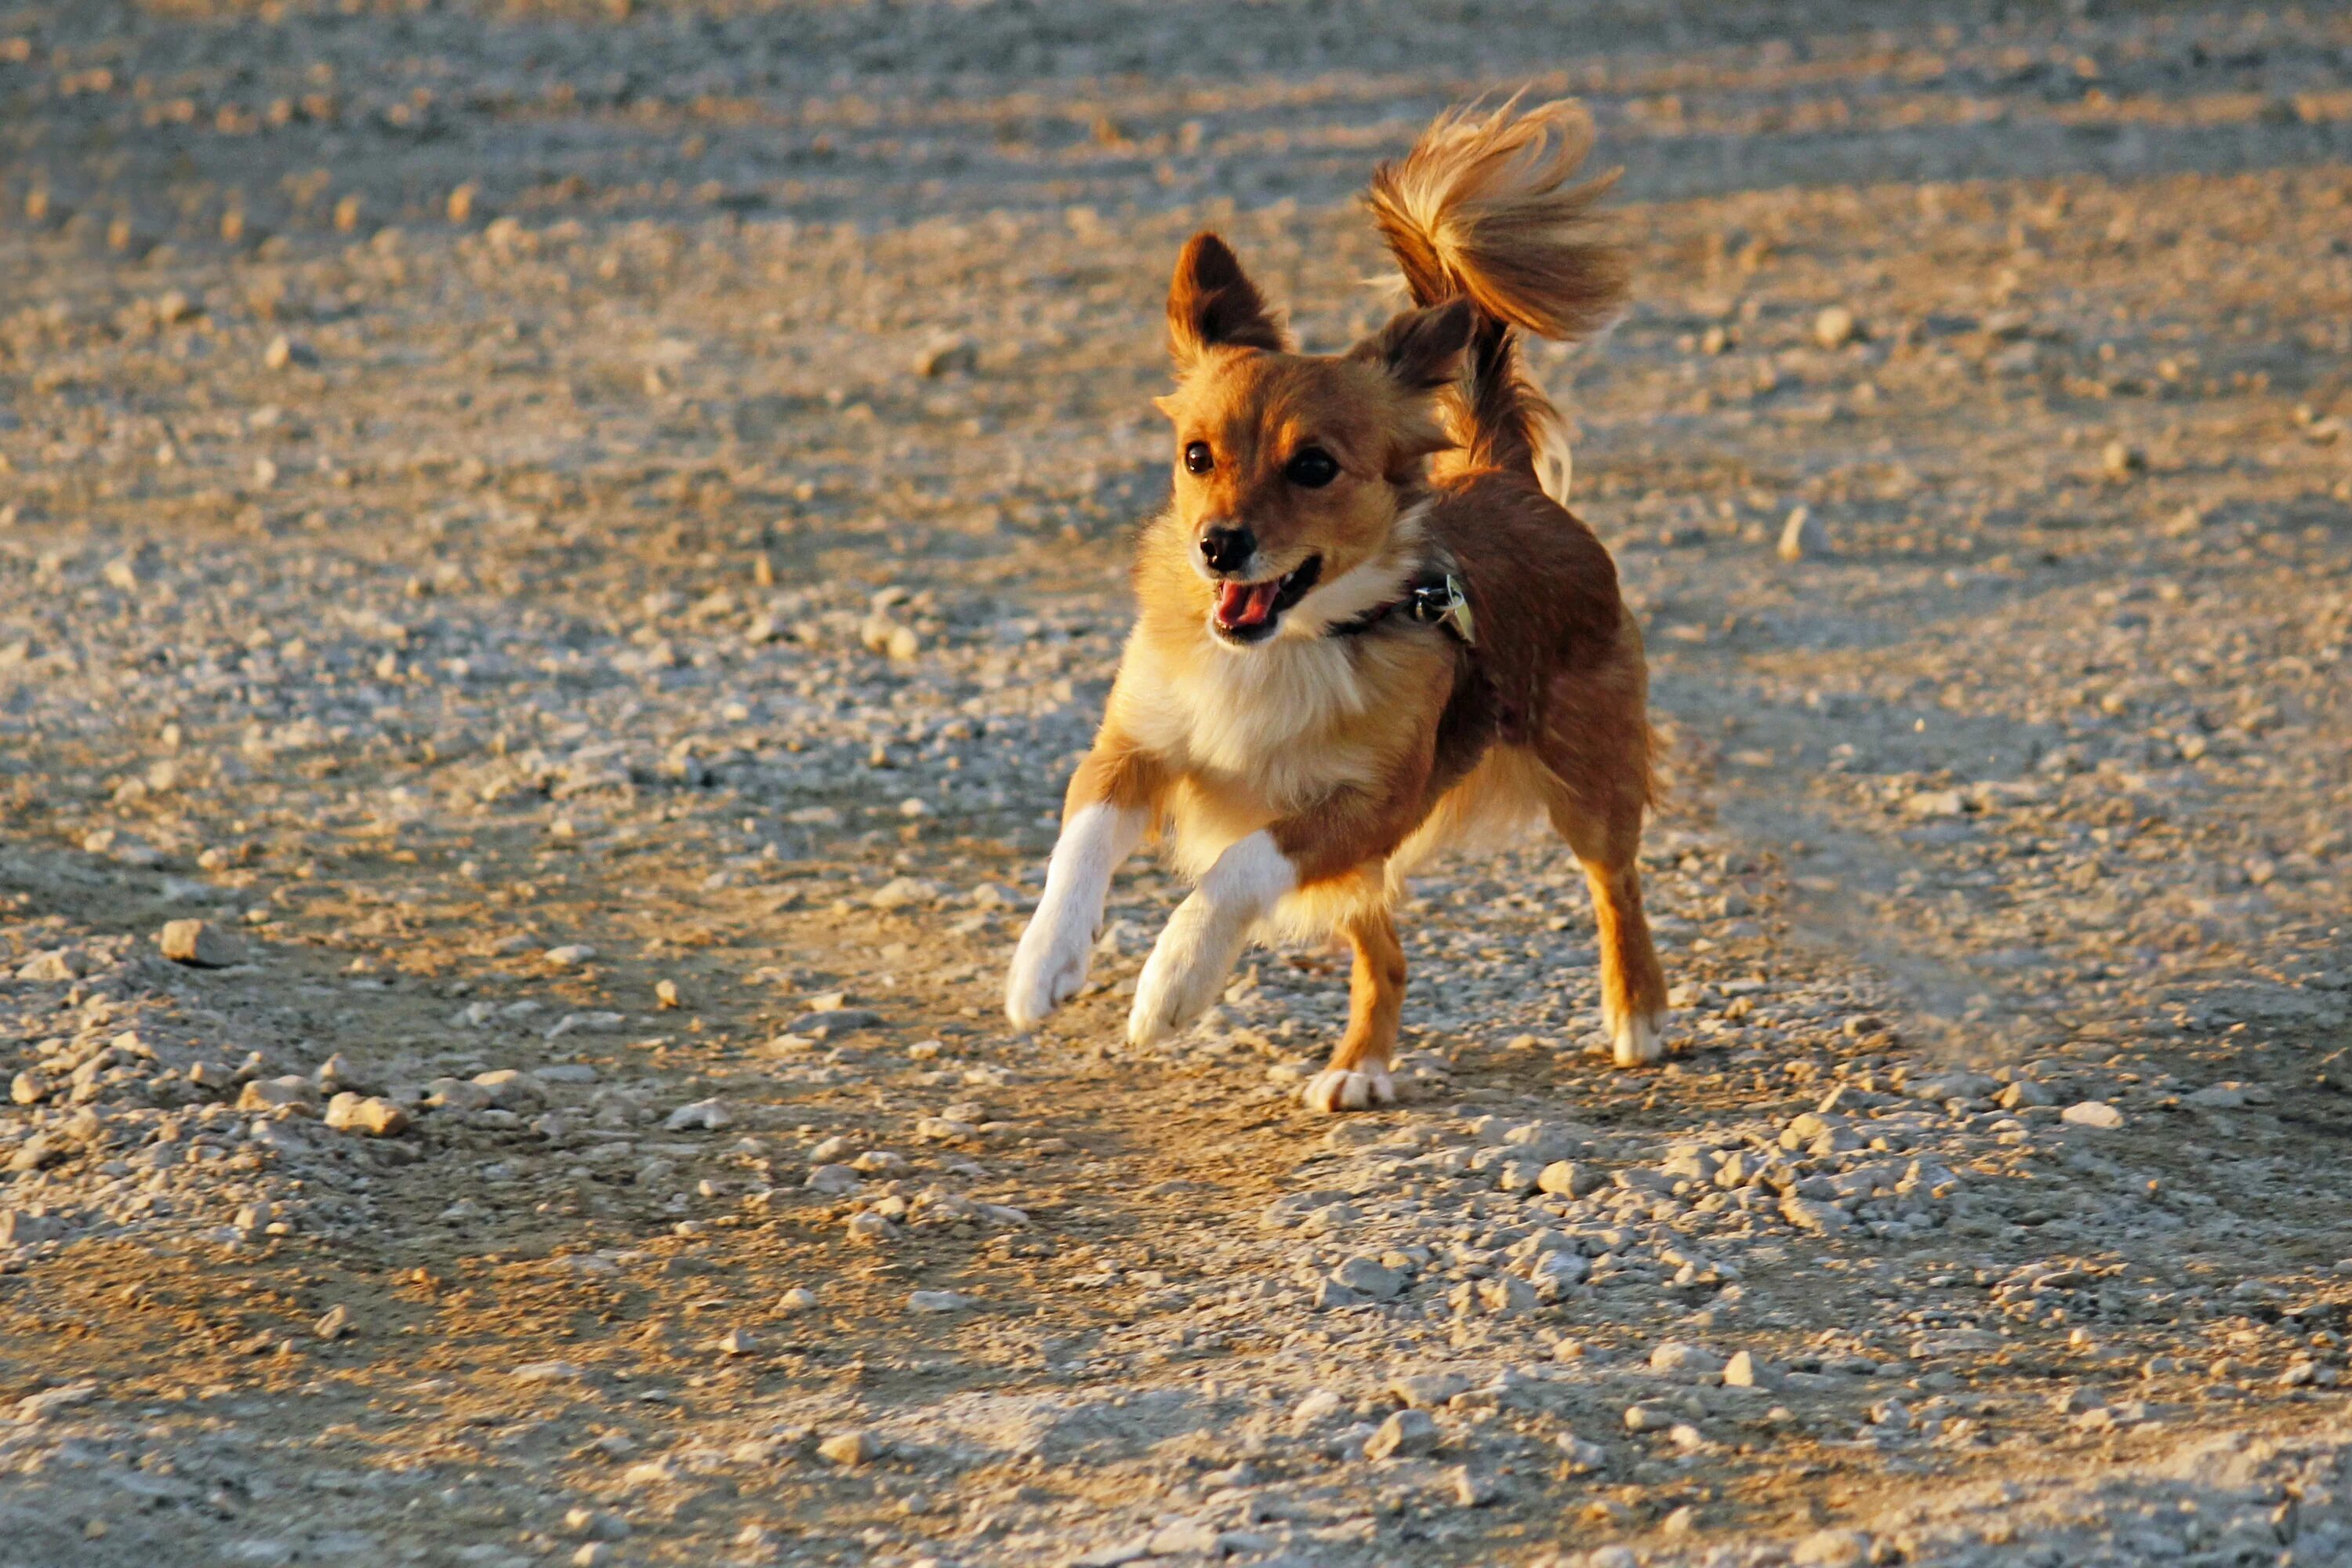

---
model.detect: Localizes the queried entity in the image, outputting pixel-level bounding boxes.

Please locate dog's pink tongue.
[1216,580,1280,627]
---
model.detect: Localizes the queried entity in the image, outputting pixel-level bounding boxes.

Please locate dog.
[1004,99,1666,1112]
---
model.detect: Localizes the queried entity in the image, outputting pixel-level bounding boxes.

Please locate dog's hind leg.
[1530,660,1668,1066]
[1304,898,1405,1113]
[1559,801,1667,1066]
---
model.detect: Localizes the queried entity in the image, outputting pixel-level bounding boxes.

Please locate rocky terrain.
[0,1,2349,1565]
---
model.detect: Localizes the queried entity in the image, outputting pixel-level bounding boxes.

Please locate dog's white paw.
[1126,902,1240,1047]
[1004,907,1092,1030]
[1127,831,1293,1048]
[1003,803,1142,1030]
[1303,1065,1396,1113]
[1610,1009,1667,1068]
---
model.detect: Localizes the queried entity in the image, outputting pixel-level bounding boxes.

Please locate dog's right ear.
[1349,297,1475,393]
[1167,231,1287,370]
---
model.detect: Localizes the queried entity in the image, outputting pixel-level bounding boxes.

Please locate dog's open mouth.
[1210,555,1321,644]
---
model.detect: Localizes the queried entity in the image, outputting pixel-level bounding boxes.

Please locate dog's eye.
[1284,447,1340,488]
[1182,441,1214,475]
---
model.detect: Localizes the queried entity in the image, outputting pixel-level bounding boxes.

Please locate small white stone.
[817,1429,879,1465]
[1650,1341,1726,1378]
[1793,1528,1874,1568]
[663,1098,732,1132]
[1813,305,1859,350]
[562,1508,630,1542]
[1363,1408,1437,1459]
[1291,1388,1345,1425]
[158,918,241,967]
[2062,1101,2124,1130]
[1777,504,1829,562]
[323,1094,409,1138]
[1332,1256,1404,1301]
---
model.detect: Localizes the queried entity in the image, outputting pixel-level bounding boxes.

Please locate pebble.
[868,877,938,911]
[1333,1256,1405,1301]
[1363,1408,1439,1459]
[323,1094,409,1137]
[1792,1528,1874,1567]
[778,1287,820,1314]
[804,1164,860,1194]
[562,1508,630,1542]
[238,1076,319,1112]
[2062,1101,2125,1130]
[314,1305,353,1341]
[1780,1195,1853,1232]
[543,944,597,968]
[1813,305,1860,349]
[1392,1372,1468,1408]
[1537,1160,1594,1197]
[817,1430,879,1466]
[791,1007,884,1035]
[1146,1520,1221,1556]
[1555,1432,1607,1472]
[914,334,979,378]
[158,919,241,968]
[1650,1342,1726,1379]
[0,1210,67,1246]
[906,1290,976,1313]
[663,1098,733,1131]
[1777,504,1829,561]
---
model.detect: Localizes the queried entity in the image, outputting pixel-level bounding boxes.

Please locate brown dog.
[1005,100,1666,1111]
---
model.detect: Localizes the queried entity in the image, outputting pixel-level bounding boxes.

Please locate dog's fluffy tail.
[1367,98,1625,499]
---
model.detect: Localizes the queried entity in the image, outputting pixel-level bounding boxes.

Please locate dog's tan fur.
[1005,99,1668,1109]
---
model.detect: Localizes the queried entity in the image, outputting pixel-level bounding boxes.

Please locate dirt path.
[1,3,2350,1566]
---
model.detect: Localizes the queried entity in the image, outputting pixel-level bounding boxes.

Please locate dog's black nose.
[1199,526,1255,574]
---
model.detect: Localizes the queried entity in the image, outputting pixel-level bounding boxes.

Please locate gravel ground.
[2,2,2350,1566]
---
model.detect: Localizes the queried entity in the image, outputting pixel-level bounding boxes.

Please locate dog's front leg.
[1128,756,1432,1051]
[1005,738,1159,1030]
[1127,830,1295,1047]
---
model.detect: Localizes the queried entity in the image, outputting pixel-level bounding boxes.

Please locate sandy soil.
[0,2,2349,1566]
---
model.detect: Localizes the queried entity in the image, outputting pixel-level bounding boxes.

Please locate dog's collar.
[1330,567,1476,645]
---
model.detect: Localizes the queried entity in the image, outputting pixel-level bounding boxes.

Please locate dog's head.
[1151,232,1471,648]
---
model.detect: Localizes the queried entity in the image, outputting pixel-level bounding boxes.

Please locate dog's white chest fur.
[1131,633,1377,808]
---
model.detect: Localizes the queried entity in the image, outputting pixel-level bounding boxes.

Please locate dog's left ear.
[1350,298,1475,392]
[1167,231,1287,370]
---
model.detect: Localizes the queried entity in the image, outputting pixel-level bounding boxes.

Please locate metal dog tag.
[1408,574,1475,644]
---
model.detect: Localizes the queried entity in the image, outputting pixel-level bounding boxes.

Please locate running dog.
[1004,99,1666,1112]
